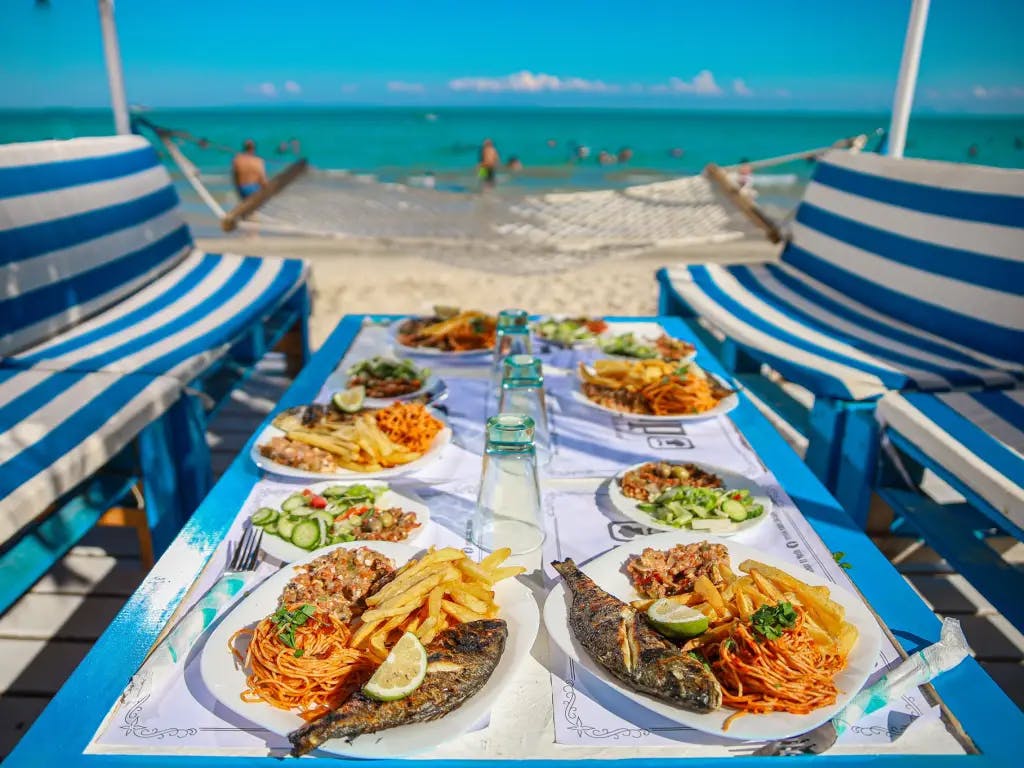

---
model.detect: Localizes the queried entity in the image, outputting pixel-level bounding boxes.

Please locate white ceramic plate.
[250,420,452,481]
[255,481,435,563]
[389,318,493,357]
[543,531,881,742]
[202,541,540,758]
[572,366,739,422]
[607,463,772,536]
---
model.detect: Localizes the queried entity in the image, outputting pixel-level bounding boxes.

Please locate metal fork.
[227,525,264,573]
[117,526,264,710]
[752,720,838,756]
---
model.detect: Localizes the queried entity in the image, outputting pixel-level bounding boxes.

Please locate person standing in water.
[232,139,268,200]
[478,138,500,189]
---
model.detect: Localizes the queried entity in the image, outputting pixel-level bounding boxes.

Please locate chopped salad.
[347,357,429,399]
[250,485,420,551]
[600,332,696,362]
[534,316,608,347]
[636,486,764,533]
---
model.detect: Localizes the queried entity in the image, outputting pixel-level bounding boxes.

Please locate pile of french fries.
[350,547,525,660]
[632,559,858,657]
[579,359,686,390]
[286,413,423,472]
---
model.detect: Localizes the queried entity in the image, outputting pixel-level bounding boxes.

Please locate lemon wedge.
[332,386,365,413]
[646,599,709,639]
[362,632,428,702]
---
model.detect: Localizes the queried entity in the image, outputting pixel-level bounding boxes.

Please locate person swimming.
[477,138,500,189]
[232,139,268,199]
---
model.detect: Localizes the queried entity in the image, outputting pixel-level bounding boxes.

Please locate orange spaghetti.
[701,612,845,730]
[230,610,374,722]
[375,402,443,453]
[639,369,722,416]
[579,359,730,416]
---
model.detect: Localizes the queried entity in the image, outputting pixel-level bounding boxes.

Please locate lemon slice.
[646,599,709,639]
[362,632,428,702]
[333,386,365,413]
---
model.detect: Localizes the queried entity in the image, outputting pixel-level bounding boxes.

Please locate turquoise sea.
[2,107,1021,201]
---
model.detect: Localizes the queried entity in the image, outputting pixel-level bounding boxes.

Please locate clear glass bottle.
[469,414,545,555]
[499,354,550,462]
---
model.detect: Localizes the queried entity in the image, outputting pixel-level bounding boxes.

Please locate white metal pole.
[887,0,930,157]
[98,0,131,135]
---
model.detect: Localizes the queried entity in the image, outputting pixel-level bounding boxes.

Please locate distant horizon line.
[2,104,1022,119]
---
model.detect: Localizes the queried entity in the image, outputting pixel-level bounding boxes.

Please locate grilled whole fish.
[552,558,721,713]
[272,404,357,432]
[288,619,507,756]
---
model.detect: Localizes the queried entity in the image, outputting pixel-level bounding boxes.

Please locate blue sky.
[1,0,1022,112]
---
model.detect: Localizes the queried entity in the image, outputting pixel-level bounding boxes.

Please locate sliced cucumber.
[263,521,278,536]
[276,516,297,540]
[287,505,316,517]
[251,507,278,526]
[290,519,321,550]
[312,510,335,526]
[281,494,307,512]
[691,504,712,519]
[722,499,749,522]
[669,509,694,526]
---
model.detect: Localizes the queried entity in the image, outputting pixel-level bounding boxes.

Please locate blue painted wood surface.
[5,314,1020,767]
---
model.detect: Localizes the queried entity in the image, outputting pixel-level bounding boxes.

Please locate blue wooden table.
[6,315,1021,767]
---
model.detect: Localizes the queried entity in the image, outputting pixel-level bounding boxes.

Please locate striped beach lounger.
[0,367,202,613]
[875,389,1024,628]
[0,135,309,609]
[658,150,1024,489]
[0,136,309,382]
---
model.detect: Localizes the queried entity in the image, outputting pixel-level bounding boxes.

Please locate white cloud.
[339,83,360,94]
[257,82,277,97]
[972,85,989,99]
[448,70,618,93]
[774,88,792,98]
[283,80,301,94]
[1010,86,1024,98]
[732,78,752,96]
[387,81,426,93]
[649,70,722,95]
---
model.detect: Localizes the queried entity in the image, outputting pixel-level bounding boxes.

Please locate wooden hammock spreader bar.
[703,162,783,244]
[720,132,872,172]
[220,158,309,232]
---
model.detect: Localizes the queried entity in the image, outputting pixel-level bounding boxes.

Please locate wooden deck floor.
[1,355,1021,759]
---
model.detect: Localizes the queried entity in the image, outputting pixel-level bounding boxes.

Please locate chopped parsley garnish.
[271,603,316,656]
[688,650,710,669]
[750,601,798,642]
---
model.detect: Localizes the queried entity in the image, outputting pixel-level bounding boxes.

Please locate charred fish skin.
[551,558,721,713]
[288,619,507,756]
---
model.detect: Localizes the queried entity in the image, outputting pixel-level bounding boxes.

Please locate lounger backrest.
[0,135,193,356]
[782,151,1024,363]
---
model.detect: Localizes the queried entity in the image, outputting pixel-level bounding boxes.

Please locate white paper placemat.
[87,319,965,758]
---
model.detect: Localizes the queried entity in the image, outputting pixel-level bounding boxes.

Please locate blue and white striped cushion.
[877,390,1024,529]
[787,151,1024,363]
[0,136,192,356]
[662,263,1022,400]
[0,367,181,544]
[5,250,308,384]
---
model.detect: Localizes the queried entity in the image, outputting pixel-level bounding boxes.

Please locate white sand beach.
[196,236,778,348]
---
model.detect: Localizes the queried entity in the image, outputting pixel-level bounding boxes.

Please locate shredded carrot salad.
[375,402,444,453]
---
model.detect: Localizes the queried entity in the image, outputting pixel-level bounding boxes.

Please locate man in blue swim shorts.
[232,139,268,200]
